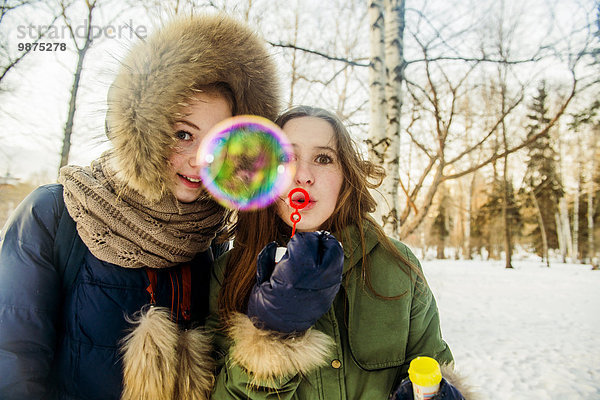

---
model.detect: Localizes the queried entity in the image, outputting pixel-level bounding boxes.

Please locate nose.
[188,143,202,167]
[294,159,314,186]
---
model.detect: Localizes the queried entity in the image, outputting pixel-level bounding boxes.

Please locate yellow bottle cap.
[408,357,442,387]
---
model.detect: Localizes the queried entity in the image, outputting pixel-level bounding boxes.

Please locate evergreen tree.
[521,81,564,258]
[568,95,599,265]
[430,188,451,259]
[472,178,521,260]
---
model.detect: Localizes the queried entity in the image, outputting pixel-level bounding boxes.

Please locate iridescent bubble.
[197,115,295,210]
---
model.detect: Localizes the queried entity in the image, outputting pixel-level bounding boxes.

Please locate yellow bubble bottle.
[408,356,442,400]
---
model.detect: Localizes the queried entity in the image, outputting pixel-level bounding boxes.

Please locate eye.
[175,130,192,141]
[315,153,334,164]
[283,152,298,163]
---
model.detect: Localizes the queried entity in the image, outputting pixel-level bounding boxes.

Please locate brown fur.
[106,14,281,201]
[441,363,481,400]
[121,307,179,400]
[174,328,214,400]
[120,307,215,400]
[227,312,334,386]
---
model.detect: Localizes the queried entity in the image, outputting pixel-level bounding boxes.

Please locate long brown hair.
[218,106,421,320]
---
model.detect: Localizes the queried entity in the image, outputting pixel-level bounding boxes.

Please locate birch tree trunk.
[531,191,550,267]
[569,134,581,262]
[380,0,405,236]
[367,0,405,237]
[367,0,392,234]
[464,172,476,260]
[573,172,580,262]
[555,211,565,262]
[558,197,573,262]
[368,0,386,161]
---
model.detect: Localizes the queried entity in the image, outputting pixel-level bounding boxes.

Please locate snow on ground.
[421,256,600,400]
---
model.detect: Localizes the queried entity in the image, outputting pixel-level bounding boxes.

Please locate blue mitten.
[392,377,466,400]
[247,231,344,333]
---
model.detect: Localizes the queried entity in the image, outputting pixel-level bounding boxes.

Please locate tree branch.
[444,75,577,181]
[446,90,524,166]
[268,41,370,67]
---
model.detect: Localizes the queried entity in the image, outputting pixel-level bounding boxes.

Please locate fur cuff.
[175,328,214,399]
[120,307,215,400]
[441,363,480,400]
[227,312,334,385]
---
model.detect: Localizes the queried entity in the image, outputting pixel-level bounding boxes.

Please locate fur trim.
[121,307,179,400]
[120,307,216,400]
[174,328,215,400]
[441,363,481,400]
[227,312,334,386]
[107,14,281,201]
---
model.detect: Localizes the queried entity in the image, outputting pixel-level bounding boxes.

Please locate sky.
[0,0,595,183]
[0,3,146,181]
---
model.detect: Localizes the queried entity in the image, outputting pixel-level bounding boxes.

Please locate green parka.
[207,223,453,399]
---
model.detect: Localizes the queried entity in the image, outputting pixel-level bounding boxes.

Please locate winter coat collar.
[335,222,380,275]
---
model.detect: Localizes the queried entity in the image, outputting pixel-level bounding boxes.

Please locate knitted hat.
[106,14,281,201]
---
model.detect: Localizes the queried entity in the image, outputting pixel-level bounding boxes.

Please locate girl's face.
[276,116,344,232]
[169,92,232,203]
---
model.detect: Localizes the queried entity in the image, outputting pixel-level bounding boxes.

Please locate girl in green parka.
[207,106,474,399]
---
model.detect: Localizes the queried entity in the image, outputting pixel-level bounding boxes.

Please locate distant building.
[0,172,20,187]
[1,173,29,230]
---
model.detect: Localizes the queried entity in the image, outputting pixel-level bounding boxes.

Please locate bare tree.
[266,0,368,117]
[134,0,218,21]
[499,79,515,269]
[272,1,594,245]
[390,0,598,241]
[494,0,520,269]
[57,0,102,172]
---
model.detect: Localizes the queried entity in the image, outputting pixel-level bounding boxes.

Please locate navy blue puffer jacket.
[0,184,219,400]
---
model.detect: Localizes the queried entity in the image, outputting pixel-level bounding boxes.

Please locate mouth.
[291,191,307,204]
[178,173,203,188]
[289,195,316,209]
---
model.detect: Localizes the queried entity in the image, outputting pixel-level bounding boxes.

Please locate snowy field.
[422,256,600,400]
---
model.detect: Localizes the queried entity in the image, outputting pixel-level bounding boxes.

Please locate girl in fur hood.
[0,14,279,400]
[207,106,476,399]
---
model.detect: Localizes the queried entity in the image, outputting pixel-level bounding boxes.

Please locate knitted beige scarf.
[58,153,227,269]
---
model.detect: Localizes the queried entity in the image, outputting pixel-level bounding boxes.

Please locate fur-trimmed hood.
[106,14,281,201]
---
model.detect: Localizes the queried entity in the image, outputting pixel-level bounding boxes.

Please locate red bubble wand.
[288,188,309,238]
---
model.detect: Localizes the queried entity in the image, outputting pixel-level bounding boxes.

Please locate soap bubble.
[197,115,294,210]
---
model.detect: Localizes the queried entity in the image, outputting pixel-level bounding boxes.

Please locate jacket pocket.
[73,258,147,348]
[344,273,412,370]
